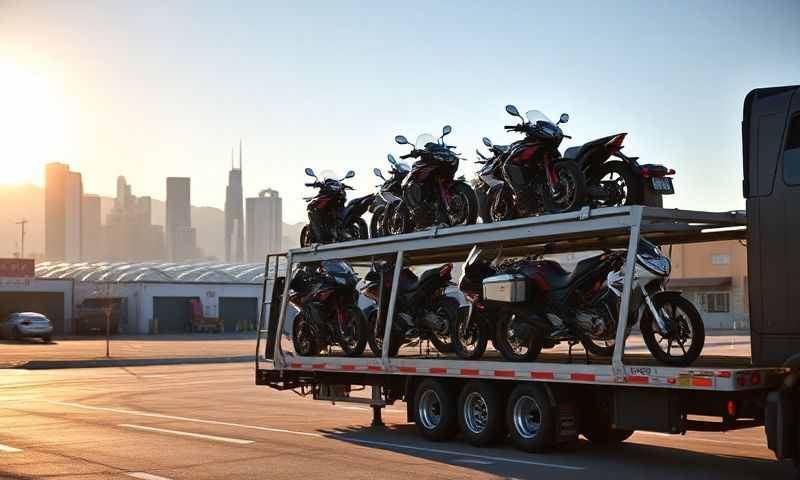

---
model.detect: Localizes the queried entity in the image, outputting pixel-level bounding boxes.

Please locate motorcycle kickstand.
[567,340,578,364]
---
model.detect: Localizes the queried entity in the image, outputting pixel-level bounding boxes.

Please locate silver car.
[0,312,54,342]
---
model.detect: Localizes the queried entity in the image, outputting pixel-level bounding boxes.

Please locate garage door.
[0,292,65,334]
[153,297,193,334]
[219,297,257,333]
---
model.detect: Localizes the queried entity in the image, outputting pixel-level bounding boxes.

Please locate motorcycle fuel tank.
[482,273,529,303]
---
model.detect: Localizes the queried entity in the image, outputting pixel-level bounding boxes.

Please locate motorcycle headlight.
[636,252,671,276]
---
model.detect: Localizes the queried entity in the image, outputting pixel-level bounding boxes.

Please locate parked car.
[0,312,53,342]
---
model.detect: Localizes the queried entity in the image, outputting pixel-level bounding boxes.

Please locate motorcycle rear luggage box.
[483,274,528,303]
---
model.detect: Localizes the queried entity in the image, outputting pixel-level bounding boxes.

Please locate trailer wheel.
[506,384,556,452]
[458,381,506,446]
[414,379,458,442]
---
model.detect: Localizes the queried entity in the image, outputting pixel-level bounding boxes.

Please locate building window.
[699,292,730,313]
[711,254,730,265]
[785,115,800,186]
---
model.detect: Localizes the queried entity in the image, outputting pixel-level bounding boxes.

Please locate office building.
[246,189,282,262]
[225,142,245,262]
[166,177,198,261]
[81,194,102,261]
[45,163,82,261]
[104,176,165,260]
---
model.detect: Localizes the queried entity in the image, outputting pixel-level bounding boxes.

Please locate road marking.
[454,458,494,465]
[0,444,22,453]
[635,431,767,448]
[119,424,254,445]
[51,400,583,471]
[126,473,173,480]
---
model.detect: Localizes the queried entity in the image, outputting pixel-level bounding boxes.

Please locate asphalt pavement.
[0,361,795,480]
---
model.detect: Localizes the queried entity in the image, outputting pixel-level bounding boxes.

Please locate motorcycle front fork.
[640,283,671,335]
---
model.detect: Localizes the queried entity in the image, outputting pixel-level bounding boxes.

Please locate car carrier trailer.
[255,85,800,466]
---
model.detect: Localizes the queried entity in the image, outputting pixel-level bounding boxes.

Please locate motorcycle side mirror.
[373,168,385,180]
[482,137,493,147]
[387,154,397,165]
[558,113,569,125]
[304,167,316,178]
[395,135,409,145]
[441,125,452,137]
[505,104,522,119]
[344,170,355,179]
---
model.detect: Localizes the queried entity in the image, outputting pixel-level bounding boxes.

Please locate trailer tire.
[458,381,506,447]
[506,383,556,452]
[414,378,458,442]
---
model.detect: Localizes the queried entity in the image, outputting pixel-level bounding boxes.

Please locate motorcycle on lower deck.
[289,260,367,357]
[300,168,371,247]
[359,261,459,357]
[384,125,478,234]
[452,240,704,366]
[369,154,410,238]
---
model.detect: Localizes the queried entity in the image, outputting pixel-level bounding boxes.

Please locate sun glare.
[0,61,66,186]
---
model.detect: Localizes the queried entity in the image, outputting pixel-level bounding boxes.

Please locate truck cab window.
[784,114,800,185]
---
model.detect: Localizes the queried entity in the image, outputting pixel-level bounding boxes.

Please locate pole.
[15,219,27,258]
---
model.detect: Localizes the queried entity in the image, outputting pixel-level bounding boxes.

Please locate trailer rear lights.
[751,373,762,385]
[727,400,737,417]
[736,375,748,387]
[691,377,713,387]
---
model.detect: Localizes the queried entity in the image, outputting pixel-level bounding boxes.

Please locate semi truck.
[254,86,800,468]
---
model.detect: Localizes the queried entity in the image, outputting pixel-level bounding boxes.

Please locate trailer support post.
[371,385,384,427]
[273,251,294,369]
[612,206,643,379]
[381,250,404,369]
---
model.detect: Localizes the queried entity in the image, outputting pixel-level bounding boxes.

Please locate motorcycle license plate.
[650,176,674,194]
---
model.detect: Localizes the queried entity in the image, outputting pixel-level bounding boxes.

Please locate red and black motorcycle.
[384,125,478,234]
[359,261,458,357]
[563,133,675,208]
[289,260,367,357]
[300,168,371,247]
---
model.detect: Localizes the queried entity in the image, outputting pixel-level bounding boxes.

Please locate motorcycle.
[488,106,586,222]
[384,125,478,234]
[473,137,508,223]
[300,168,371,247]
[563,133,676,208]
[289,260,367,357]
[452,239,704,366]
[369,154,410,238]
[359,261,459,357]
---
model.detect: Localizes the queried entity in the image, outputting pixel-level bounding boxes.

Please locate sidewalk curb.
[13,355,254,370]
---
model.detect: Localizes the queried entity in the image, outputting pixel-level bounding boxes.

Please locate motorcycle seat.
[534,260,572,290]
[398,267,442,294]
[563,146,581,160]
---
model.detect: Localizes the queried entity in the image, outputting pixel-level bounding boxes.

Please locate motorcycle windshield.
[396,162,411,173]
[322,260,355,277]
[465,246,483,267]
[415,133,436,148]
[525,110,553,125]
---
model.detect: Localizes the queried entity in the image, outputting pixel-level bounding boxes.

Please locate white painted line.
[0,444,22,453]
[51,401,583,471]
[119,424,254,445]
[126,473,173,480]
[454,458,494,465]
[635,431,767,448]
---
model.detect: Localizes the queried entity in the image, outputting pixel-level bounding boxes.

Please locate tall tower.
[166,177,196,260]
[225,141,245,262]
[45,162,83,261]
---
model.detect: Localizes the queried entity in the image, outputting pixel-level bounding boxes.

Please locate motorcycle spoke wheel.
[641,293,705,366]
[448,193,469,225]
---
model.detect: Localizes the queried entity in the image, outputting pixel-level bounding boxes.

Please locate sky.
[0,0,798,223]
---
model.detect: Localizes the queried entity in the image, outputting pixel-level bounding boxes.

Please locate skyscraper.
[104,176,165,260]
[81,194,102,261]
[166,176,197,260]
[45,163,82,261]
[246,189,282,262]
[225,141,245,262]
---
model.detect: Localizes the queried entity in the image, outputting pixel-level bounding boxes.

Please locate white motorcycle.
[606,239,705,366]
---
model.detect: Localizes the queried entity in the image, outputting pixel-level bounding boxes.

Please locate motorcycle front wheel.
[640,292,705,366]
[292,309,323,356]
[347,218,369,241]
[386,202,413,235]
[370,207,384,238]
[300,225,314,247]
[338,305,367,356]
[366,309,401,357]
[488,187,515,223]
[448,182,479,226]
[450,305,488,360]
[494,312,542,362]
[543,161,587,213]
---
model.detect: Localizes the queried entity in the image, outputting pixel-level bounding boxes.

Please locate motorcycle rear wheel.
[366,310,401,357]
[494,312,542,362]
[300,225,314,248]
[338,305,367,357]
[543,161,586,213]
[451,305,488,360]
[429,297,458,354]
[594,160,641,207]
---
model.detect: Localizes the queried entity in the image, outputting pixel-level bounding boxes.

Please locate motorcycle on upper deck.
[384,125,479,235]
[488,106,587,222]
[473,136,508,223]
[300,168,371,247]
[369,154,410,238]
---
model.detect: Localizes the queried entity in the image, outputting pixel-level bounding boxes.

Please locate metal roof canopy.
[287,206,746,266]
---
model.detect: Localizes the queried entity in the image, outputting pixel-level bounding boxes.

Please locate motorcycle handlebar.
[563,134,572,139]
[399,153,414,159]
[304,182,317,187]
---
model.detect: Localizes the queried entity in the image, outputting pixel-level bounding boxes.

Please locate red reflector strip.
[367,365,382,372]
[530,371,555,380]
[692,377,713,387]
[341,365,356,371]
[398,366,416,373]
[460,368,480,376]
[290,363,302,369]
[667,378,676,384]
[312,363,325,369]
[716,371,732,378]
[429,367,447,374]
[625,375,649,384]
[494,370,515,378]
[571,373,596,382]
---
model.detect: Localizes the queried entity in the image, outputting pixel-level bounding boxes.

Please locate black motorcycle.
[359,261,458,356]
[300,168,371,247]
[369,154,410,238]
[488,106,586,222]
[289,260,367,357]
[384,125,478,234]
[563,132,676,208]
[473,137,508,223]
